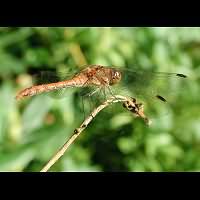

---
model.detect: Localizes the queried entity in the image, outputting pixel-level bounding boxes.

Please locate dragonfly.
[16,64,187,119]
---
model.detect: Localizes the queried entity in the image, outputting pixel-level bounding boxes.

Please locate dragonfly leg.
[82,87,100,98]
[99,86,107,102]
[81,96,86,120]
[107,85,120,102]
[88,88,100,97]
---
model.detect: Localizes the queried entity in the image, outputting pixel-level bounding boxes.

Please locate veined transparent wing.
[29,67,100,118]
[109,67,188,118]
[31,67,86,99]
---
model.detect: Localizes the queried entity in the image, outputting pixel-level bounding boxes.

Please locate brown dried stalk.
[40,95,150,172]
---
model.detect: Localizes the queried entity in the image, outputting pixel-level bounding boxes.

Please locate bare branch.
[40,95,150,172]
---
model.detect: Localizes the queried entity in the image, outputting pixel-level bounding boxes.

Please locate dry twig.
[40,95,150,172]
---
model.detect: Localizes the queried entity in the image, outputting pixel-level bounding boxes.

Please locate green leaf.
[0,146,35,171]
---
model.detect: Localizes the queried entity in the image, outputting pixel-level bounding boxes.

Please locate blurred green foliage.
[0,27,199,172]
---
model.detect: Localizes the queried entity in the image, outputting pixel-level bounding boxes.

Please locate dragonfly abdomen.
[16,75,88,100]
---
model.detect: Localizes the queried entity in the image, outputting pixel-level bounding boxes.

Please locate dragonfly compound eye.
[110,70,122,85]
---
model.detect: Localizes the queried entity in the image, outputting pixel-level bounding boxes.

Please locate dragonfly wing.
[31,68,80,99]
[116,68,187,101]
[111,67,188,118]
[30,68,107,115]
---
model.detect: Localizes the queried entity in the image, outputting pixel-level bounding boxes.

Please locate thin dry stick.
[40,95,149,172]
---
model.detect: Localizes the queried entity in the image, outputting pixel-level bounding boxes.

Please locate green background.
[0,27,199,172]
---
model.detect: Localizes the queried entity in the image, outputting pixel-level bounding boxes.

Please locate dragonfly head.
[110,69,122,85]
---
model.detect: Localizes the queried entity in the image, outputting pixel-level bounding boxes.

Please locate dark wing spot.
[176,73,187,78]
[156,95,167,102]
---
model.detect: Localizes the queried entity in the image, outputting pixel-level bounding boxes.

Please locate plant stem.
[40,95,149,172]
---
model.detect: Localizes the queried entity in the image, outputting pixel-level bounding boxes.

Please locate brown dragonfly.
[16,64,187,118]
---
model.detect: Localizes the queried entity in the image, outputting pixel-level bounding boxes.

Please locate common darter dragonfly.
[16,64,187,120]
